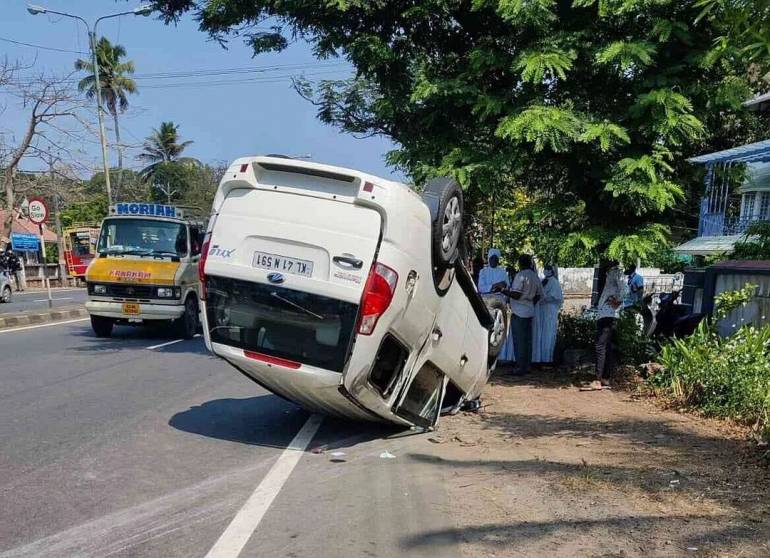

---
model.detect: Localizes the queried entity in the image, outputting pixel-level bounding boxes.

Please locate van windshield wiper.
[270,292,323,320]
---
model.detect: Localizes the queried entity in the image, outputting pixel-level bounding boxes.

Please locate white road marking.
[32,297,73,302]
[204,414,323,558]
[0,318,89,334]
[146,334,200,350]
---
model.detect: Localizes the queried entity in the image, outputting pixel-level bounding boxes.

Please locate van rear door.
[207,187,381,303]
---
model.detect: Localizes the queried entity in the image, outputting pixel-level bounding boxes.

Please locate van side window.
[190,227,201,256]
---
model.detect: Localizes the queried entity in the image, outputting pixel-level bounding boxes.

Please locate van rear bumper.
[211,342,408,423]
[85,300,184,321]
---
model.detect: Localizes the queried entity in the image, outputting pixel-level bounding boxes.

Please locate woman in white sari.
[533,264,563,363]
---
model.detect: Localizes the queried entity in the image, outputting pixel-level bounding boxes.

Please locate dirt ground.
[429,367,770,558]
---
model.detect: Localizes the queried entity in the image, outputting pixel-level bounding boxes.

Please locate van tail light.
[358,262,398,335]
[198,236,210,299]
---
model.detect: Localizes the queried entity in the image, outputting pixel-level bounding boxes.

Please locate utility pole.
[27,4,153,206]
[49,159,67,286]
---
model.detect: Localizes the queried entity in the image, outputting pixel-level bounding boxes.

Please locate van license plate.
[252,251,314,277]
[123,302,141,315]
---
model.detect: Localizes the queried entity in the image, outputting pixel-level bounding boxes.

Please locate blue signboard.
[111,203,180,218]
[10,232,40,252]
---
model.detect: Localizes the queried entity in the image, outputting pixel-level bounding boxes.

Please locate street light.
[27,4,153,206]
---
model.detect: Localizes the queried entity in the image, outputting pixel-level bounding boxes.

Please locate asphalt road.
[0,319,460,558]
[0,288,88,315]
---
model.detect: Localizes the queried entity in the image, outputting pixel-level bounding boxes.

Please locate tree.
[75,37,137,196]
[695,0,770,68]
[137,121,199,202]
[155,0,765,265]
[0,70,85,242]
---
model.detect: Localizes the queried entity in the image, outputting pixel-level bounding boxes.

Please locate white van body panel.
[201,156,494,427]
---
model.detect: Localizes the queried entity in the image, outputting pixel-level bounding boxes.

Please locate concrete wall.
[559,267,681,298]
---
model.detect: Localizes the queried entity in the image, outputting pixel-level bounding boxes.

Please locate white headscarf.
[487,248,501,260]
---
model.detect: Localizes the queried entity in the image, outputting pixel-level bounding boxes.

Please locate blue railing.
[698,212,769,236]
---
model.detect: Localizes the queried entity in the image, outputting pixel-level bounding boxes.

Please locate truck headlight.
[93,284,107,295]
[156,287,179,298]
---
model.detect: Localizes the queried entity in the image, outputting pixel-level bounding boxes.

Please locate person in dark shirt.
[5,246,23,292]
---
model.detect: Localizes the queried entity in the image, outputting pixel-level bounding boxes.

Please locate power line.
[0,35,86,54]
[137,70,349,89]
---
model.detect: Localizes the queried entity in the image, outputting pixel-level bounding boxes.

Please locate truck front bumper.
[85,300,184,321]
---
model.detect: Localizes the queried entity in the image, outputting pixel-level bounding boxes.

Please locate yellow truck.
[85,203,205,338]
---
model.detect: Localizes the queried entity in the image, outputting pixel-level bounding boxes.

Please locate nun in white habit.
[477,248,508,294]
[533,264,564,363]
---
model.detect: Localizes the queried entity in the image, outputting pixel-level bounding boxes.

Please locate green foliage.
[615,311,656,365]
[595,40,656,71]
[646,247,690,273]
[655,321,770,435]
[732,222,770,261]
[557,313,595,352]
[714,282,757,321]
[514,49,576,83]
[496,105,583,153]
[153,0,761,265]
[60,196,108,228]
[138,122,199,191]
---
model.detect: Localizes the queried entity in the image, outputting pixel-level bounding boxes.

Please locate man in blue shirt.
[623,264,644,309]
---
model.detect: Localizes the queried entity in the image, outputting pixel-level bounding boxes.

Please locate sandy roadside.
[416,368,770,558]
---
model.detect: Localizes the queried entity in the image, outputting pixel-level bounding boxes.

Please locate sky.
[0,0,402,179]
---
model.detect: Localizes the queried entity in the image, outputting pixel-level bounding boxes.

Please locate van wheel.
[424,178,463,271]
[1,286,11,303]
[91,315,114,338]
[484,295,508,359]
[175,296,199,339]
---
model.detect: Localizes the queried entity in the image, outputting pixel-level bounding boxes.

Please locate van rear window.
[206,276,358,373]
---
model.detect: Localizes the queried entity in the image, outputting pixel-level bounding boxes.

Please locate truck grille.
[107,284,154,298]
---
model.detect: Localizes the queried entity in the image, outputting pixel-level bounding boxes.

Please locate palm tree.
[75,37,137,195]
[138,122,199,200]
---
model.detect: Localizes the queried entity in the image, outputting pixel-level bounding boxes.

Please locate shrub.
[557,312,595,353]
[651,285,770,439]
[615,311,656,365]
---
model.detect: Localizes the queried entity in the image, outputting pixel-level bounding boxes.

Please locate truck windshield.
[98,218,188,258]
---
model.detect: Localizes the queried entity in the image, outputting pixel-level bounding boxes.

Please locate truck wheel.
[175,296,199,339]
[423,178,463,271]
[484,295,508,359]
[91,315,114,338]
[1,285,11,303]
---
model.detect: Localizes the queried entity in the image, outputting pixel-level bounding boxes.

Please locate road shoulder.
[420,370,770,558]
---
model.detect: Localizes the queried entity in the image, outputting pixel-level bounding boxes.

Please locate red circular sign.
[28,197,48,225]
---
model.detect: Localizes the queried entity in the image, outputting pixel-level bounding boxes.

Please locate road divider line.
[33,297,73,302]
[0,317,89,334]
[146,334,201,350]
[204,414,323,558]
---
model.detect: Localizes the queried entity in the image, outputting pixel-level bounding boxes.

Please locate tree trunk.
[113,111,123,200]
[2,106,38,247]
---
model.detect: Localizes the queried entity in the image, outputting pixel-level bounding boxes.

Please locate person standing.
[623,263,644,310]
[533,264,563,363]
[498,264,517,364]
[477,248,508,294]
[587,263,624,390]
[6,247,24,292]
[501,254,543,375]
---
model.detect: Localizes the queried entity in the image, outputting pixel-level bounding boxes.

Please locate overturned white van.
[198,156,508,428]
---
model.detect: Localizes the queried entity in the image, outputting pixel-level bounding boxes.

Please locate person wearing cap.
[477,248,508,294]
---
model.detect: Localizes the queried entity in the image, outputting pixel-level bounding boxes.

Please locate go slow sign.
[28,198,49,225]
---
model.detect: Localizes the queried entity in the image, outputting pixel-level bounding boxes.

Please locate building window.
[742,192,757,219]
[760,192,770,220]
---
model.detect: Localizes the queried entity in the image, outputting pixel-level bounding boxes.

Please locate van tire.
[484,295,508,359]
[424,178,463,271]
[175,296,199,340]
[91,315,114,338]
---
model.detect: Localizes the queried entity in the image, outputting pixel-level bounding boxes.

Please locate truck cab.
[85,203,204,338]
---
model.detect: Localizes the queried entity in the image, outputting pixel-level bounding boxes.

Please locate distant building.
[674,140,770,258]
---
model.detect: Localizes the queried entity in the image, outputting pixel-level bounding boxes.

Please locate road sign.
[10,232,40,252]
[28,198,48,224]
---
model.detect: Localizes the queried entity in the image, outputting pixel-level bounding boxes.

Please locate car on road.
[198,156,508,428]
[0,272,12,303]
